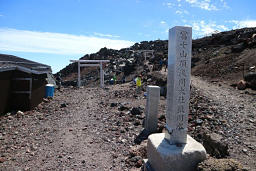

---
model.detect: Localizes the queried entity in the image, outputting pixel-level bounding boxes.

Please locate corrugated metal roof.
[0,54,52,74]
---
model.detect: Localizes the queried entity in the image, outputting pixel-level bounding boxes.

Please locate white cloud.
[188,19,256,38]
[191,20,229,37]
[176,10,182,14]
[0,28,134,55]
[0,14,3,17]
[183,10,189,14]
[163,2,175,8]
[160,21,166,24]
[186,0,197,3]
[223,1,229,9]
[165,0,227,11]
[199,2,217,10]
[185,0,219,11]
[216,25,228,30]
[175,10,189,15]
[230,20,256,29]
[192,23,200,31]
[93,32,120,38]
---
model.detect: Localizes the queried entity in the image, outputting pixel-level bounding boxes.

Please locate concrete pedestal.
[147,133,206,171]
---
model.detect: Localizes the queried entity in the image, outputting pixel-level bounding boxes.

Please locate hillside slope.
[58,27,256,87]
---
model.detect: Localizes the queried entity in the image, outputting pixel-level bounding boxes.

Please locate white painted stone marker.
[165,26,192,144]
[145,26,206,171]
[145,86,160,133]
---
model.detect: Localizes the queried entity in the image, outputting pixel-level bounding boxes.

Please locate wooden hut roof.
[0,54,52,74]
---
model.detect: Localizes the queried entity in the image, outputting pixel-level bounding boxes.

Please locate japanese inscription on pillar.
[165,26,192,144]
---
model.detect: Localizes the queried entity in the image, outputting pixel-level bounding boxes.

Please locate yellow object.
[136,77,142,87]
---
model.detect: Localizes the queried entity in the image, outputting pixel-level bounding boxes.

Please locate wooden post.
[101,62,105,87]
[100,62,103,88]
[29,77,32,99]
[78,61,81,87]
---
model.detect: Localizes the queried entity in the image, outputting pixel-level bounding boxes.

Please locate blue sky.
[0,0,256,73]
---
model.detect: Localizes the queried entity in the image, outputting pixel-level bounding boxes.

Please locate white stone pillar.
[78,61,81,87]
[145,26,206,171]
[100,62,103,88]
[165,26,192,144]
[102,69,105,87]
[145,85,160,133]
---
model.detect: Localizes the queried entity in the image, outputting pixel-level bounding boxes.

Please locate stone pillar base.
[143,159,156,171]
[147,133,206,171]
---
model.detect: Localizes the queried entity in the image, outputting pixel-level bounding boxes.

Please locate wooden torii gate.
[135,50,154,61]
[70,60,109,88]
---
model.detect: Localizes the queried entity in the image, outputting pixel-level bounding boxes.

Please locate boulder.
[231,42,245,53]
[110,103,118,107]
[0,157,6,163]
[118,104,130,111]
[123,62,136,76]
[60,103,68,108]
[202,133,229,158]
[131,107,143,115]
[244,72,256,90]
[237,80,246,90]
[129,141,147,158]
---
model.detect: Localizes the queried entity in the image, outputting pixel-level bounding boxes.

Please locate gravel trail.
[191,76,256,170]
[0,77,255,170]
[0,87,125,170]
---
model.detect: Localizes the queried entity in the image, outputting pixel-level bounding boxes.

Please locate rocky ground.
[189,76,256,170]
[0,83,147,170]
[0,75,255,170]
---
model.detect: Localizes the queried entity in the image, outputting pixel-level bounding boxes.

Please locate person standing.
[56,73,62,90]
[113,74,117,84]
[122,75,126,83]
[164,58,168,72]
[159,59,163,70]
[136,75,142,93]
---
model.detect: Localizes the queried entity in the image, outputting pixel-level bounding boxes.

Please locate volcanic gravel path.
[0,84,149,171]
[0,77,255,170]
[191,76,256,170]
